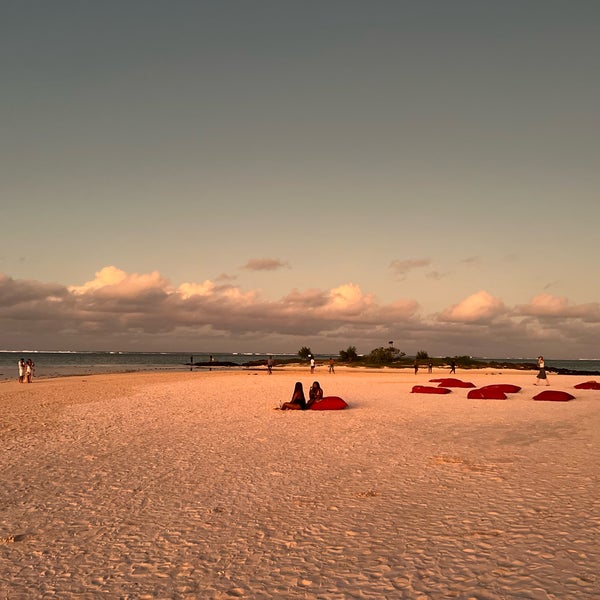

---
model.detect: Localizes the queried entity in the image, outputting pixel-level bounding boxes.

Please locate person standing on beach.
[428,361,433,374]
[413,359,419,374]
[18,358,26,383]
[25,359,34,383]
[450,360,456,374]
[267,356,274,374]
[535,356,550,386]
[328,357,335,374]
[310,356,315,374]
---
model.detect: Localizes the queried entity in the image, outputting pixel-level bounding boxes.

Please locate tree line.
[297,345,477,367]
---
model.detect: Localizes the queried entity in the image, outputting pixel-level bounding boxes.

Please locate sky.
[1,1,599,358]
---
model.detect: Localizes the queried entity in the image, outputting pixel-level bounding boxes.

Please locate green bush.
[339,346,358,362]
[298,346,312,359]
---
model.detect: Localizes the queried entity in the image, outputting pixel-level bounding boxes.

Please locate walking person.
[328,357,335,374]
[267,356,274,375]
[535,356,550,386]
[310,356,315,374]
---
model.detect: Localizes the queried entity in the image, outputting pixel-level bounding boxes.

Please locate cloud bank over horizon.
[1,266,598,359]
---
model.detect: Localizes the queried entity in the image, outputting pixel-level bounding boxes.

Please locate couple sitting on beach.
[280,381,323,410]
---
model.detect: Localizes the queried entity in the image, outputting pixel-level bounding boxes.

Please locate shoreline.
[2,361,600,384]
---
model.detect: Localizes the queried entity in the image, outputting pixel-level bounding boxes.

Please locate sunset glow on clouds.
[439,291,507,323]
[1,267,598,358]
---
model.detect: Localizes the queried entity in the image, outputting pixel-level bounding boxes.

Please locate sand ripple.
[1,370,598,598]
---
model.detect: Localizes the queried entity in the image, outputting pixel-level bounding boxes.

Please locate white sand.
[1,367,598,599]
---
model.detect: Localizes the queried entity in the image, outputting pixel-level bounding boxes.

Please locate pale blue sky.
[1,1,599,357]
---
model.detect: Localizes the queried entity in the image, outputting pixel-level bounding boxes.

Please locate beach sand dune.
[1,369,598,599]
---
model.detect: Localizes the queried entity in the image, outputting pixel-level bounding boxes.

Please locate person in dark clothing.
[280,382,307,410]
[307,381,324,408]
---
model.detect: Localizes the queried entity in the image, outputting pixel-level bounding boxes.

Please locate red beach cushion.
[467,388,507,399]
[574,381,600,390]
[432,378,476,388]
[309,396,348,410]
[533,390,575,402]
[478,384,522,394]
[412,385,452,394]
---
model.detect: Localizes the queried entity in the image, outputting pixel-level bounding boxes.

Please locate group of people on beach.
[18,358,35,383]
[280,381,324,410]
[266,356,336,375]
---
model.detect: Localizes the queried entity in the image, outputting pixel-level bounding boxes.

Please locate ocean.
[1,351,599,381]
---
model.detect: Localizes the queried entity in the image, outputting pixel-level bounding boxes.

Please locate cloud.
[389,259,431,278]
[0,273,67,306]
[1,268,598,358]
[178,280,215,299]
[69,266,169,298]
[438,291,507,323]
[241,258,290,271]
[517,294,600,321]
[425,271,446,280]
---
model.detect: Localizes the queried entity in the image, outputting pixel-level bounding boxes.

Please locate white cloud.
[517,294,600,321]
[178,280,215,299]
[69,266,169,297]
[438,291,506,323]
[1,268,599,358]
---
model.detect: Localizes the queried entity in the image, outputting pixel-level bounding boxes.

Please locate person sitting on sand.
[307,381,324,408]
[280,382,307,410]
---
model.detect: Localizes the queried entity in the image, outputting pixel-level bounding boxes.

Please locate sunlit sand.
[1,367,598,598]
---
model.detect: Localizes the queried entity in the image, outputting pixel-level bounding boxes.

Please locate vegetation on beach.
[241,346,540,372]
[241,351,593,373]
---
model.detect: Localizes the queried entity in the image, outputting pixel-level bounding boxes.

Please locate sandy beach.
[1,367,598,599]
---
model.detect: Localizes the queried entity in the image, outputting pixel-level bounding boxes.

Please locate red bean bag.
[467,388,507,399]
[432,378,476,388]
[574,381,600,390]
[412,385,452,394]
[478,384,522,394]
[309,396,348,410]
[533,390,575,402]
